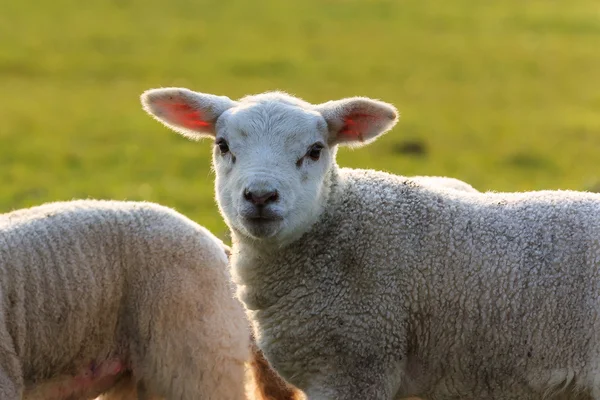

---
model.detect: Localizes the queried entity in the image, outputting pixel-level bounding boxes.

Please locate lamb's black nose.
[243,189,279,206]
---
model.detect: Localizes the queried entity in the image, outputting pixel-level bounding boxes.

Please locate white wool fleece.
[0,199,250,400]
[141,87,600,400]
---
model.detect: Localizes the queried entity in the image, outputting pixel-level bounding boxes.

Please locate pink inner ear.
[340,113,377,142]
[158,100,212,130]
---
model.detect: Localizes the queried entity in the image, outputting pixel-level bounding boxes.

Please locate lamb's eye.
[215,138,229,155]
[307,142,324,161]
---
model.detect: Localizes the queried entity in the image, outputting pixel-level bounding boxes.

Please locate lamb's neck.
[230,233,303,311]
[230,216,325,281]
[230,203,340,312]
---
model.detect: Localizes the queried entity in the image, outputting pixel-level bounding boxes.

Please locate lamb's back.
[338,168,600,270]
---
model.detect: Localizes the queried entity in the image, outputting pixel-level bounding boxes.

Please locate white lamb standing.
[0,199,251,400]
[140,87,600,400]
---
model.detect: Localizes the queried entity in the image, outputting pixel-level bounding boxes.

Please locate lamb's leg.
[135,380,154,400]
[300,359,399,400]
[95,375,161,400]
[130,267,249,400]
[94,375,136,400]
[304,384,392,400]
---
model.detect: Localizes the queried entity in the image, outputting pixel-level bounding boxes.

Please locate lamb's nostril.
[243,189,279,206]
[243,189,253,202]
[268,191,279,203]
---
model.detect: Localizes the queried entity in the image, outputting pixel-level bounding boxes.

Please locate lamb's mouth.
[240,207,284,222]
[243,215,284,227]
[240,214,284,238]
[246,214,283,222]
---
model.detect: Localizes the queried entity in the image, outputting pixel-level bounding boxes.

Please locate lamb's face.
[141,88,399,243]
[212,101,332,240]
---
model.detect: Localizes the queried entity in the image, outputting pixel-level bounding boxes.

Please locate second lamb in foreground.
[141,87,600,400]
[1,199,258,400]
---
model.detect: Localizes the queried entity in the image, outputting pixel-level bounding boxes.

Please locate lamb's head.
[141,88,398,242]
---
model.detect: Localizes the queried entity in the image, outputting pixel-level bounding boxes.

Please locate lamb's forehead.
[237,91,312,108]
[220,91,326,141]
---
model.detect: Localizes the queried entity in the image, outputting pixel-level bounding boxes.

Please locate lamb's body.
[233,168,600,399]
[0,199,249,400]
[139,87,600,399]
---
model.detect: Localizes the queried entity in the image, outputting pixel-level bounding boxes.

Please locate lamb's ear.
[315,97,399,147]
[140,87,237,140]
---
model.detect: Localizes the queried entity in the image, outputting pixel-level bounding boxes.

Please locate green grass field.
[2,0,599,241]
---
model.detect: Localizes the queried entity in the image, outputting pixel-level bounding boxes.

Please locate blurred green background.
[1,0,599,241]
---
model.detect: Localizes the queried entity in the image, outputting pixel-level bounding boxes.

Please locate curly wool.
[0,199,250,400]
[232,167,600,400]
[137,86,598,399]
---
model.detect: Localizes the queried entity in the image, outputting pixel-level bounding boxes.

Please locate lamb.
[139,87,600,400]
[0,199,251,400]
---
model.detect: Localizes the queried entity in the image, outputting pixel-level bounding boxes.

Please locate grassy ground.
[1,0,599,241]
